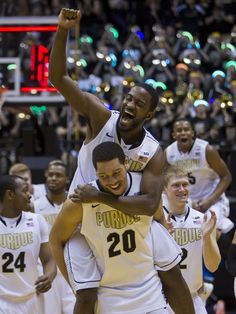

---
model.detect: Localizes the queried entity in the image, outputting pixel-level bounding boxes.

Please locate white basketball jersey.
[32,184,47,202]
[81,172,167,314]
[0,212,48,301]
[69,110,160,193]
[164,207,204,294]
[34,195,63,231]
[166,138,220,201]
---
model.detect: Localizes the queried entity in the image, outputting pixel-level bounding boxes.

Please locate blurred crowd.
[0,0,236,175]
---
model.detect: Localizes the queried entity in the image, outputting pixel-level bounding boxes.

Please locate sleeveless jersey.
[32,184,47,202]
[34,195,63,231]
[164,207,204,294]
[81,172,167,314]
[166,138,220,201]
[69,110,160,193]
[0,212,48,301]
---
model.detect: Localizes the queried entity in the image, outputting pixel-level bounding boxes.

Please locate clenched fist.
[58,8,81,29]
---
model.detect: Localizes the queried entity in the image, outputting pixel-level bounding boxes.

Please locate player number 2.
[107,230,136,257]
[2,252,26,273]
[179,248,188,269]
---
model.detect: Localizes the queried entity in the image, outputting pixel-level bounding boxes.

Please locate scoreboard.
[0,16,65,106]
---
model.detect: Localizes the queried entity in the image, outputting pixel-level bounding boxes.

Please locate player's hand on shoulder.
[201,210,217,238]
[69,184,99,203]
[35,275,52,294]
[58,8,81,29]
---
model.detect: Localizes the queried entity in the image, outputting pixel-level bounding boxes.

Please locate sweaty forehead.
[174,121,192,130]
[47,165,66,174]
[96,158,123,174]
[129,86,151,104]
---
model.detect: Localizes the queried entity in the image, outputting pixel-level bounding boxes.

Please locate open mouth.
[121,111,134,121]
[180,138,188,143]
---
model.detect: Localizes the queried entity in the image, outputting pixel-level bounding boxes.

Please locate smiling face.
[164,175,189,214]
[96,158,127,196]
[172,120,194,152]
[118,86,154,131]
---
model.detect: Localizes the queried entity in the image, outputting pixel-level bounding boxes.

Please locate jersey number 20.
[107,230,136,257]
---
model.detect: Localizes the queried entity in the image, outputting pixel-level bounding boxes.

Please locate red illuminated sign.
[0,23,57,94]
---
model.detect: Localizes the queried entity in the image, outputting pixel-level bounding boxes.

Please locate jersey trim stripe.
[65,237,100,284]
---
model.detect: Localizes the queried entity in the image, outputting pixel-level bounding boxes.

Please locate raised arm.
[202,211,221,272]
[49,198,83,282]
[197,144,232,211]
[49,8,110,139]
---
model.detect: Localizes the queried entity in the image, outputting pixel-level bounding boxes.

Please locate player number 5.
[187,172,196,185]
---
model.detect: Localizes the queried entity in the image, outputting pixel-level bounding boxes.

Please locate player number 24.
[2,252,26,273]
[107,229,136,257]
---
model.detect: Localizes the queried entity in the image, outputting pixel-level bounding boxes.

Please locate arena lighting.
[109,27,119,39]
[212,70,226,78]
[0,18,58,96]
[145,79,167,91]
[80,35,93,44]
[181,31,194,43]
[194,99,209,107]
[21,87,57,93]
[225,61,236,69]
[0,26,57,32]
[133,65,145,78]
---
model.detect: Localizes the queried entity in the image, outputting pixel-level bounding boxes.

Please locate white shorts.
[0,294,39,314]
[64,228,101,293]
[39,272,76,314]
[167,294,207,314]
[147,309,168,314]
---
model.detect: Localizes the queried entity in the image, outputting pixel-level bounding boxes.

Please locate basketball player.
[9,163,46,203]
[164,119,233,234]
[34,161,75,313]
[0,175,56,314]
[163,166,221,314]
[50,142,195,314]
[49,8,165,313]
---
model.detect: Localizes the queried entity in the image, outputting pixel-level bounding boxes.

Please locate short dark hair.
[135,83,159,111]
[172,118,193,132]
[0,175,23,201]
[92,142,126,169]
[47,160,67,170]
